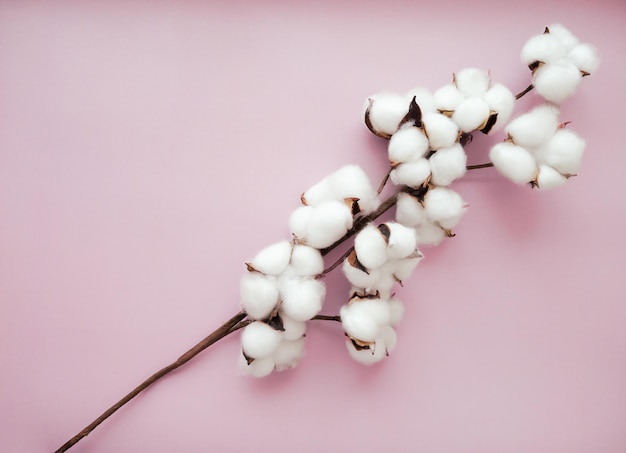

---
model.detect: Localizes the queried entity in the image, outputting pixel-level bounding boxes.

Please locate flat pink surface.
[1,1,625,452]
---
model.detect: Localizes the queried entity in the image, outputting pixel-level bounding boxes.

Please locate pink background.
[1,1,625,452]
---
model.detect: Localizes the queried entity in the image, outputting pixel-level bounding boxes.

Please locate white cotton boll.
[395,193,425,227]
[369,268,397,298]
[405,87,436,113]
[387,298,404,326]
[281,315,307,341]
[539,128,585,175]
[423,187,466,223]
[429,143,467,186]
[536,164,567,190]
[454,68,490,97]
[303,201,353,249]
[385,222,418,260]
[422,112,459,150]
[273,338,305,371]
[341,303,380,343]
[343,262,381,292]
[415,221,446,245]
[290,245,324,277]
[280,277,325,321]
[390,159,431,188]
[483,83,515,131]
[238,354,275,378]
[452,97,491,132]
[240,273,280,320]
[521,33,567,65]
[568,43,599,74]
[547,24,579,52]
[302,179,333,207]
[388,125,430,164]
[434,83,465,112]
[490,142,537,184]
[345,338,386,365]
[533,60,582,104]
[392,254,422,282]
[241,321,283,359]
[438,211,465,230]
[289,205,313,239]
[506,105,560,149]
[365,93,409,137]
[328,165,379,213]
[380,325,398,353]
[354,224,389,269]
[248,241,292,276]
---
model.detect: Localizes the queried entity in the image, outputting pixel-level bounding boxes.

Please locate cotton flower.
[434,67,515,134]
[489,104,585,188]
[521,24,599,103]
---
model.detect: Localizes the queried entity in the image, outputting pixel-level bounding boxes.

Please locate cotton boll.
[438,211,465,230]
[342,257,381,291]
[387,298,405,326]
[536,164,568,189]
[380,325,398,353]
[506,105,560,149]
[290,245,324,276]
[539,128,585,175]
[547,23,579,52]
[238,354,275,378]
[303,201,353,249]
[248,241,292,276]
[429,143,467,186]
[341,303,381,343]
[422,112,459,150]
[273,338,305,371]
[385,222,418,260]
[490,142,537,184]
[280,277,325,321]
[240,273,280,320]
[354,224,389,269]
[388,125,430,164]
[405,87,436,113]
[364,93,409,138]
[395,193,425,227]
[415,221,446,245]
[533,60,582,104]
[302,179,333,207]
[423,187,466,223]
[454,68,490,97]
[241,321,283,359]
[345,338,386,365]
[434,83,465,112]
[281,315,307,341]
[289,205,313,240]
[328,165,379,213]
[392,253,422,282]
[521,33,566,65]
[389,159,431,188]
[452,97,491,132]
[568,43,599,74]
[483,83,515,131]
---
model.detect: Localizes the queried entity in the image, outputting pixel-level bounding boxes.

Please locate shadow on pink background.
[1,1,625,451]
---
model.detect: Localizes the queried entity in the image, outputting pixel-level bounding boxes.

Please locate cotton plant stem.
[55,310,247,453]
[515,83,534,99]
[466,162,494,170]
[322,246,354,276]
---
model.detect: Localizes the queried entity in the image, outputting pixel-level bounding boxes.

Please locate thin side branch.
[466,162,494,170]
[55,310,247,453]
[322,246,354,275]
[515,83,534,100]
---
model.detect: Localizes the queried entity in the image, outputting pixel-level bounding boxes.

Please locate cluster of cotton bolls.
[521,24,599,103]
[489,104,585,189]
[239,165,380,376]
[238,23,597,377]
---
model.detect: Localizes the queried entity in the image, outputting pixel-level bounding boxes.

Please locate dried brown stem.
[55,310,247,453]
[377,167,392,195]
[322,246,354,275]
[466,162,494,170]
[515,84,534,100]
